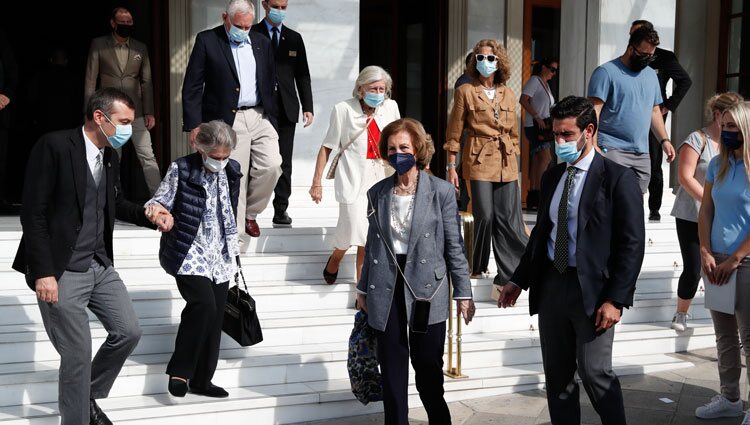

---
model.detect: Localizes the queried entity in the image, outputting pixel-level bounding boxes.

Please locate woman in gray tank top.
[669,92,743,331]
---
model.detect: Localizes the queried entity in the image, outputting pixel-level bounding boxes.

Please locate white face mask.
[203,156,228,173]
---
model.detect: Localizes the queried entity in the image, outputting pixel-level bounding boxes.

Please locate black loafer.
[168,377,188,397]
[272,212,293,227]
[89,399,113,425]
[189,382,229,398]
[323,255,338,285]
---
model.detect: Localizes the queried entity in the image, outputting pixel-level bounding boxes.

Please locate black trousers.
[376,255,450,425]
[272,113,297,217]
[470,180,529,280]
[537,264,626,425]
[647,114,667,214]
[166,275,229,386]
[676,218,702,300]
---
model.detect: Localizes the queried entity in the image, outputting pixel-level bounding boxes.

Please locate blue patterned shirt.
[146,162,240,283]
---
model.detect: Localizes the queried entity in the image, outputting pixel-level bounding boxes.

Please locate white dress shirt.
[82,127,104,186]
[226,30,259,108]
[546,148,596,266]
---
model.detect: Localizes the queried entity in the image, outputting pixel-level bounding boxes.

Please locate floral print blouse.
[146,162,239,283]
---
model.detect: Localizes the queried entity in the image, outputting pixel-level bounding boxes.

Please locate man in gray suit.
[84,6,161,195]
[13,89,172,425]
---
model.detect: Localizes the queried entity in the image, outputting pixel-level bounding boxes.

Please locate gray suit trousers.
[37,261,142,425]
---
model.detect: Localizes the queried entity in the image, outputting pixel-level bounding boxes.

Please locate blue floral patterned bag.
[347,311,382,404]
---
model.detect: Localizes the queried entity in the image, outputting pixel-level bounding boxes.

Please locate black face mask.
[630,50,655,72]
[115,24,134,38]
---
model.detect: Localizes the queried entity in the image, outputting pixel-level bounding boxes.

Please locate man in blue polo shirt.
[587,25,676,194]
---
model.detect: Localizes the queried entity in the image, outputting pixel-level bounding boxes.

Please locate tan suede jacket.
[444,81,520,182]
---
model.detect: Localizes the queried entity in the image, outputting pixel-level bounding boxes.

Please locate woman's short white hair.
[226,0,254,17]
[195,120,238,152]
[352,65,393,99]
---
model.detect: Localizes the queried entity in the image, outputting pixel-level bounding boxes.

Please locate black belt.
[238,105,254,110]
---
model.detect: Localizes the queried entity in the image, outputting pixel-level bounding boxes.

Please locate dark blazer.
[12,128,153,290]
[182,25,278,131]
[357,171,472,332]
[251,20,313,123]
[651,47,692,112]
[511,153,645,317]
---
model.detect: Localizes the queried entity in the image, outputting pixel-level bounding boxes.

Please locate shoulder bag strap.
[338,113,376,155]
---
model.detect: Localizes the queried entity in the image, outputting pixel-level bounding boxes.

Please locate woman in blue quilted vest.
[144,120,242,399]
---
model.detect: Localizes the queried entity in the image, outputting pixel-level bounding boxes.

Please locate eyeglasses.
[631,45,656,60]
[476,54,497,63]
[549,66,558,73]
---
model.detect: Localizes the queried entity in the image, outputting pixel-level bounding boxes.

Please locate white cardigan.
[321,98,400,204]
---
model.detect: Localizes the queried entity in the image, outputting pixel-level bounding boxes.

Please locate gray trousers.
[469,180,529,281]
[537,264,626,425]
[37,261,142,425]
[709,253,750,401]
[601,148,650,194]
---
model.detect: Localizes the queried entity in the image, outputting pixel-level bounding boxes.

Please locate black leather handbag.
[223,261,263,347]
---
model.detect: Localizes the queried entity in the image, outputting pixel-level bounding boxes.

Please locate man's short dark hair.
[85,88,135,120]
[550,96,598,135]
[631,19,654,30]
[111,7,131,21]
[628,26,660,48]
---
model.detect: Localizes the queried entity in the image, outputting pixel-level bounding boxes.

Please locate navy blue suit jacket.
[182,25,278,131]
[511,152,645,317]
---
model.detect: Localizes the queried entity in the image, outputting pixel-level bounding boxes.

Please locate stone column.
[168,0,192,160]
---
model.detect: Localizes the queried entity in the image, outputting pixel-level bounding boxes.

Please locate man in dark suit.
[630,20,693,222]
[252,0,314,227]
[498,96,645,425]
[85,7,161,195]
[12,88,172,425]
[183,0,281,238]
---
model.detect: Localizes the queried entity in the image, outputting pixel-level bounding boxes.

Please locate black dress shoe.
[272,212,293,227]
[189,382,229,398]
[648,211,661,222]
[323,255,338,285]
[168,377,188,397]
[89,399,113,425]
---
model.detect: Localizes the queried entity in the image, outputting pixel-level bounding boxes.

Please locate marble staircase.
[0,185,713,424]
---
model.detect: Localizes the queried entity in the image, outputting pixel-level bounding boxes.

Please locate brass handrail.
[444,211,473,379]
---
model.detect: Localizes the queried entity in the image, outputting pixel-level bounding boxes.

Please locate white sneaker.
[695,395,744,418]
[742,410,750,425]
[671,312,689,332]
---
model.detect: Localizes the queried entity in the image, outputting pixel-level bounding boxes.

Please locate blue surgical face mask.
[721,130,743,151]
[268,7,286,24]
[555,132,585,163]
[363,92,385,108]
[228,24,249,44]
[476,59,497,78]
[99,113,133,149]
[388,153,416,175]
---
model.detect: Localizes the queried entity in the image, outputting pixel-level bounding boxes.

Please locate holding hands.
[145,203,174,232]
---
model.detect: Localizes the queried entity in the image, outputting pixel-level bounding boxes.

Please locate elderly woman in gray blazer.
[356,118,475,425]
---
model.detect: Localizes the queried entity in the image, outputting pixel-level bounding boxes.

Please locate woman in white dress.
[310,66,401,284]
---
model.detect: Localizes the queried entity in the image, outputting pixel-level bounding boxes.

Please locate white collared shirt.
[225,29,259,108]
[546,148,596,267]
[81,127,104,184]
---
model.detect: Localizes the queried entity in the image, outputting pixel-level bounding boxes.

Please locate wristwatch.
[446,162,457,171]
[659,138,671,145]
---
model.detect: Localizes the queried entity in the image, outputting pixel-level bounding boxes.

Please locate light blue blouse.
[705,156,750,257]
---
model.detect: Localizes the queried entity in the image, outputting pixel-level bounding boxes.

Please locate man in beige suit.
[84,7,161,195]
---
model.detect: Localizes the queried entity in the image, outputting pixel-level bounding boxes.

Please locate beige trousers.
[230,107,281,224]
[710,253,750,401]
[114,117,162,195]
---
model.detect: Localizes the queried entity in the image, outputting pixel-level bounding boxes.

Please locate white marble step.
[0,351,694,424]
[0,291,712,366]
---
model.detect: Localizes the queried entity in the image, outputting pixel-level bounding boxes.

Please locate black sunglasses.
[631,45,656,60]
[549,66,558,73]
[476,54,497,63]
